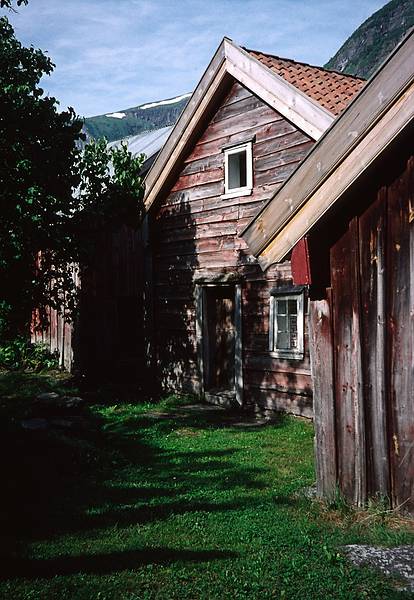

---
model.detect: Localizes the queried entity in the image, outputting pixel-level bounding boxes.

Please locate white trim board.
[224,40,333,141]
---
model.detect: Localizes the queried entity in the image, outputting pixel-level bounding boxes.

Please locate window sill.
[269,351,304,361]
[221,188,252,200]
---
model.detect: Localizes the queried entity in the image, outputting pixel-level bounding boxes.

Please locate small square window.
[222,142,253,199]
[269,290,304,359]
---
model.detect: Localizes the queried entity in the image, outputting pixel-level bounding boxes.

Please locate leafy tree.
[77,138,144,229]
[0,0,28,9]
[0,17,144,340]
[0,16,83,338]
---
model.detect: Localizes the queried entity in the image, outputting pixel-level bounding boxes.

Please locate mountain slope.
[83,93,191,142]
[325,0,414,78]
[85,1,413,143]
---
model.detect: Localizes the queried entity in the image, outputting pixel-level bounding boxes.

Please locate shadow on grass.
[0,376,295,580]
[2,547,238,581]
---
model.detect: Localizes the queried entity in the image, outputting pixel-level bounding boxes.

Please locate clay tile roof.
[245,49,366,116]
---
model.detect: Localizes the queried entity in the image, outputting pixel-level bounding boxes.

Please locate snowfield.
[105,112,127,119]
[140,93,191,110]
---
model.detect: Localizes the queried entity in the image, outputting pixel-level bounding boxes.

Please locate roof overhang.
[143,38,335,212]
[241,29,414,269]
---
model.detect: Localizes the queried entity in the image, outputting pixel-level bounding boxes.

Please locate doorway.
[196,283,243,406]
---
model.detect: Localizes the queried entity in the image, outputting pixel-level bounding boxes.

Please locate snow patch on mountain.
[140,93,191,110]
[106,112,127,119]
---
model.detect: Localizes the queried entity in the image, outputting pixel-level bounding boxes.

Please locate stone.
[58,396,85,410]
[21,418,48,431]
[344,544,414,592]
[35,392,59,403]
[49,416,87,430]
[301,483,318,499]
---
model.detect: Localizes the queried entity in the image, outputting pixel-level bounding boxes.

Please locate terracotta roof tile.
[245,49,366,115]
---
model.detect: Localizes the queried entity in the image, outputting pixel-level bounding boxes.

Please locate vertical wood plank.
[359,188,390,498]
[143,215,156,393]
[195,284,204,396]
[387,156,414,512]
[309,290,337,498]
[235,283,243,406]
[331,218,366,505]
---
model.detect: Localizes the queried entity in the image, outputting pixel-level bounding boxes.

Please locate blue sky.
[5,0,387,118]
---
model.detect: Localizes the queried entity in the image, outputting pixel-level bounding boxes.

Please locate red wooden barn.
[142,38,363,417]
[243,30,414,511]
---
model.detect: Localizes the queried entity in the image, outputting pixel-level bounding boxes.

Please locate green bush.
[0,336,58,371]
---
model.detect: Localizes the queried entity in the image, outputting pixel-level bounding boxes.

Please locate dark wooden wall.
[78,223,144,380]
[309,151,414,512]
[150,80,314,416]
[33,224,145,381]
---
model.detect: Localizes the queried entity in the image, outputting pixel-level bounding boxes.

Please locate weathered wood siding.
[309,150,414,512]
[151,80,314,416]
[78,224,144,380]
[33,224,145,380]
[32,302,76,372]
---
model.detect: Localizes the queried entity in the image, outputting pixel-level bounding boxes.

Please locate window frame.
[222,141,253,199]
[269,288,305,360]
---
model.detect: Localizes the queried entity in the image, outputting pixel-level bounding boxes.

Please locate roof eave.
[241,28,414,267]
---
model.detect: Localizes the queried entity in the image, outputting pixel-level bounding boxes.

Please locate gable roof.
[144,38,358,212]
[246,50,365,115]
[241,29,414,269]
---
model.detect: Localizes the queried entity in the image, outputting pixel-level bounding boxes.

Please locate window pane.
[228,150,247,189]
[277,299,287,314]
[288,299,297,315]
[289,315,298,348]
[276,331,290,349]
[276,315,288,332]
[270,293,303,355]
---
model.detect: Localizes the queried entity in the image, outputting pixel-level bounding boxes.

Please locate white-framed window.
[222,141,253,199]
[269,289,304,359]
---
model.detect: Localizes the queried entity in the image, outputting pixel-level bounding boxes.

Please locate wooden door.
[204,286,236,393]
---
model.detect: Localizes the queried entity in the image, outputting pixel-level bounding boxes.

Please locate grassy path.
[0,372,412,599]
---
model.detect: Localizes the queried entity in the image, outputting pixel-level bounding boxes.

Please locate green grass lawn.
[0,371,412,599]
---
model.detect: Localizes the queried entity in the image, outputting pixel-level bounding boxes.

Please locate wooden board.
[387,157,414,512]
[331,218,366,505]
[309,292,337,498]
[358,187,390,498]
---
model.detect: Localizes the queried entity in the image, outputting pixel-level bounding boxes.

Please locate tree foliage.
[0,17,144,339]
[0,0,28,9]
[77,138,144,228]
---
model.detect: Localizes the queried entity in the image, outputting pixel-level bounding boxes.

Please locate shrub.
[0,336,58,371]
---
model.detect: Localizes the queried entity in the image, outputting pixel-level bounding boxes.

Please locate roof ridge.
[243,46,366,82]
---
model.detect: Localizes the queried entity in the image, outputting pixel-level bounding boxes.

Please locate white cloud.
[6,0,388,116]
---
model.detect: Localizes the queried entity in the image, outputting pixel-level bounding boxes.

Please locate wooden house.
[242,31,414,511]
[143,38,364,417]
